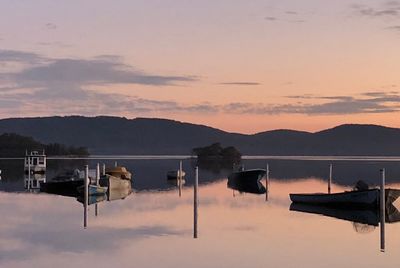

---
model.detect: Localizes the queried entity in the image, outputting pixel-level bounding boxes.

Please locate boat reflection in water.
[227,169,267,195]
[24,173,46,191]
[290,202,400,251]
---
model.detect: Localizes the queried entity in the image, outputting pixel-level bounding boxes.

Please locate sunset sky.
[1,0,400,134]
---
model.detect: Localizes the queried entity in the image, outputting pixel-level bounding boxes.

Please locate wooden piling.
[380,168,385,252]
[328,164,332,194]
[194,166,199,238]
[179,161,182,197]
[84,165,89,229]
[27,156,31,190]
[96,163,100,186]
[266,163,270,202]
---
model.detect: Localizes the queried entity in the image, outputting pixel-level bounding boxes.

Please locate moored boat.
[290,188,400,208]
[228,169,266,183]
[105,166,132,180]
[227,168,267,194]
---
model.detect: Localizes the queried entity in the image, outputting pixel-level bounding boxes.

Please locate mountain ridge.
[0,116,399,155]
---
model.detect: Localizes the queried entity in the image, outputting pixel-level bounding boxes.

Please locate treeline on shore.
[0,133,89,157]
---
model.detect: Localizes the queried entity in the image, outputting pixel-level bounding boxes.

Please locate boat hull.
[290,189,380,208]
[227,169,267,194]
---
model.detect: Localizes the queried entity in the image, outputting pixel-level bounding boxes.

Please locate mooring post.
[380,168,386,252]
[328,164,333,194]
[194,166,199,238]
[84,165,89,229]
[96,163,100,186]
[27,156,31,190]
[179,160,183,197]
[266,163,270,202]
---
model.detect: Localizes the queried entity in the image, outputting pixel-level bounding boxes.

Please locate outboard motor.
[354,180,369,191]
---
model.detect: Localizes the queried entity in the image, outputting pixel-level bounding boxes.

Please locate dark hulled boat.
[227,169,267,194]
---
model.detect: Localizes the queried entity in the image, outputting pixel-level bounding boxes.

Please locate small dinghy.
[290,180,400,208]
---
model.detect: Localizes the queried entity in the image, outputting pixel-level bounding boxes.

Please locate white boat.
[24,150,46,174]
[105,166,132,180]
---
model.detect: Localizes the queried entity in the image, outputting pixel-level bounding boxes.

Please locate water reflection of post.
[194,166,198,239]
[84,165,89,229]
[27,156,31,191]
[380,168,386,252]
[95,163,100,217]
[179,160,182,197]
[328,164,333,194]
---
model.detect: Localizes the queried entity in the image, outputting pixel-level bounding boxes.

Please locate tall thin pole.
[27,156,31,190]
[95,163,100,217]
[179,161,182,197]
[102,163,106,176]
[266,163,270,201]
[380,168,386,252]
[328,164,332,194]
[194,166,198,238]
[84,165,89,229]
[96,163,100,186]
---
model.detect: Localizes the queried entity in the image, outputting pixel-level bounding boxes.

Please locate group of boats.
[40,165,132,202]
[22,149,400,228]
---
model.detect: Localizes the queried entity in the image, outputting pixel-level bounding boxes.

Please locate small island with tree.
[192,143,241,171]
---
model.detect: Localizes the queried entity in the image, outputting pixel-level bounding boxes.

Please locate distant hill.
[0,116,399,155]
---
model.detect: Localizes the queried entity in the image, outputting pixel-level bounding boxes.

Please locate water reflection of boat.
[290,203,380,226]
[167,170,185,180]
[101,175,132,201]
[24,173,46,190]
[77,194,107,205]
[40,169,85,197]
[76,179,132,205]
[167,177,186,187]
[77,184,108,196]
[24,151,46,174]
[227,169,266,194]
[290,203,400,226]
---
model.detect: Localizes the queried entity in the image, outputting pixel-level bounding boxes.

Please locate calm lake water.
[1,158,400,267]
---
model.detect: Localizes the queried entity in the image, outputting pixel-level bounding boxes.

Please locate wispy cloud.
[264,16,277,21]
[219,82,261,86]
[352,1,400,31]
[353,2,400,18]
[0,50,46,64]
[45,23,57,30]
[0,50,399,117]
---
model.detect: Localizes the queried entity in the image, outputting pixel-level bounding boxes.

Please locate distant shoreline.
[1,155,400,161]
